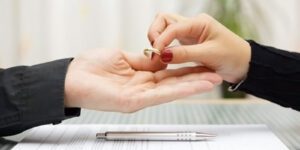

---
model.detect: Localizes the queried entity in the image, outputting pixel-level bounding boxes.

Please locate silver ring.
[144,48,161,58]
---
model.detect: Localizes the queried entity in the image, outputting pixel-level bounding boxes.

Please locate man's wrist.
[63,58,81,109]
[64,59,73,108]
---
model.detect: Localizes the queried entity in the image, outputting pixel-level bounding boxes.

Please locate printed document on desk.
[12,124,288,150]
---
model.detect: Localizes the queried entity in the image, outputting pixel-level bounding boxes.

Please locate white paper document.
[13,124,288,150]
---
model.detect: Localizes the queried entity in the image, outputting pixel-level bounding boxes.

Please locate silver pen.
[96,131,216,141]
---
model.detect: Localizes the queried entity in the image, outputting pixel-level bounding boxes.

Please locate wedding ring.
[144,48,161,58]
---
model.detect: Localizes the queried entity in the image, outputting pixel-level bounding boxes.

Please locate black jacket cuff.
[0,58,80,136]
[236,40,300,110]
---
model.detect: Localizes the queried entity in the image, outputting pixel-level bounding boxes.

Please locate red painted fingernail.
[161,49,173,63]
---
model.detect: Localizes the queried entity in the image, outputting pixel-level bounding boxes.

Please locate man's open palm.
[64,49,222,112]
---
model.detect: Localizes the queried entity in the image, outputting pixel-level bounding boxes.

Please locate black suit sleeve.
[235,40,300,110]
[0,58,80,136]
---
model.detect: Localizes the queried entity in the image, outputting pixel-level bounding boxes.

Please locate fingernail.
[161,49,173,63]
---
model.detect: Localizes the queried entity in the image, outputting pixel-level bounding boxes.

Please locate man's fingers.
[135,71,222,110]
[139,80,214,108]
[155,66,212,81]
[154,66,212,80]
[157,71,222,86]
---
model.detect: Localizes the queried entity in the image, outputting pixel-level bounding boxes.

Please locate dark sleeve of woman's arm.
[0,59,80,136]
[234,40,300,110]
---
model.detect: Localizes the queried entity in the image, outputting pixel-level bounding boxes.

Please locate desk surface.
[1,99,300,150]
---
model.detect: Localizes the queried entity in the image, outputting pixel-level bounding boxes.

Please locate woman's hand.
[148,13,251,83]
[64,49,222,113]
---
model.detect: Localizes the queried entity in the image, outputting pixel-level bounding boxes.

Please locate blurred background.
[0,0,299,99]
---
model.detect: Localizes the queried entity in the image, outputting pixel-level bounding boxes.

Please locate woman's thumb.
[160,44,208,64]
